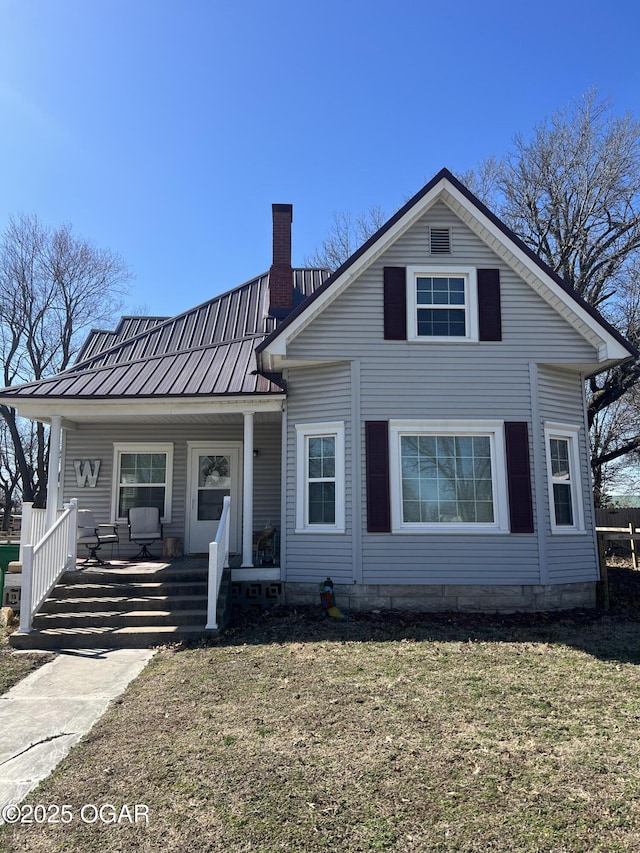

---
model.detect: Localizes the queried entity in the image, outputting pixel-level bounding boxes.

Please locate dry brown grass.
[0,613,53,694]
[2,598,640,853]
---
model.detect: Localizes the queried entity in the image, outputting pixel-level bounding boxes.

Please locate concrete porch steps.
[9,624,214,650]
[32,608,209,630]
[47,581,209,600]
[40,594,210,614]
[9,560,231,651]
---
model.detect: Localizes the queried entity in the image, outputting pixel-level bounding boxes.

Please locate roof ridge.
[257,169,637,358]
[8,334,271,394]
[70,265,330,373]
[66,333,269,377]
[68,272,271,372]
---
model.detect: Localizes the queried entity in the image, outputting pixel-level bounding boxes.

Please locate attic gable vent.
[430,227,451,254]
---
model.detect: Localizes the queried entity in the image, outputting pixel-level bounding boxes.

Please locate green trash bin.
[0,544,20,608]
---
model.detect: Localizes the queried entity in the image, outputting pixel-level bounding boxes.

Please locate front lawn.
[2,602,640,853]
[0,613,54,694]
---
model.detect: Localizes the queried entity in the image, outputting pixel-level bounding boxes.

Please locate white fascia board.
[262,175,631,368]
[442,185,632,363]
[10,395,285,424]
[260,180,450,367]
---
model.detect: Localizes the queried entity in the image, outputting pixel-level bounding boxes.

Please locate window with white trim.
[406,265,478,341]
[389,420,509,532]
[544,424,584,532]
[112,443,173,522]
[295,422,345,533]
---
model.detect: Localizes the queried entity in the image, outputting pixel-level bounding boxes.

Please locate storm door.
[187,445,241,555]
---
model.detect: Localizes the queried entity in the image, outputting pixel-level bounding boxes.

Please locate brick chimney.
[269,203,293,318]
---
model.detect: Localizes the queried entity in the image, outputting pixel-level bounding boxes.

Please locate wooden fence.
[597,525,640,568]
[596,507,640,530]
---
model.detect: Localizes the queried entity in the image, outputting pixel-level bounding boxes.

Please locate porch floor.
[71,556,281,581]
[72,556,209,574]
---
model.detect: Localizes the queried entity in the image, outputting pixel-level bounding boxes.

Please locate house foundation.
[283,581,597,614]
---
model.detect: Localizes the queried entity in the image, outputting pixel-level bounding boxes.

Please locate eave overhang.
[8,394,286,427]
[257,169,637,375]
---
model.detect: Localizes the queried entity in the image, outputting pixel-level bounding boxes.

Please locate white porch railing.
[207,495,231,630]
[19,499,79,634]
[19,503,64,562]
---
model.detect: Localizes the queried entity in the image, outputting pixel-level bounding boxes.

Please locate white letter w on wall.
[74,459,101,488]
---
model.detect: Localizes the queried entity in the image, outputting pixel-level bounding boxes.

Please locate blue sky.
[0,0,639,319]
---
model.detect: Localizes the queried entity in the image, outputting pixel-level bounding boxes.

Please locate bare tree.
[590,391,640,505]
[305,205,386,271]
[463,90,640,501]
[0,215,132,506]
[0,418,20,531]
[458,155,502,210]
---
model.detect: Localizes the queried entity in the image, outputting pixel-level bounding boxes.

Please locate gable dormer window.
[406,265,478,342]
[429,227,451,254]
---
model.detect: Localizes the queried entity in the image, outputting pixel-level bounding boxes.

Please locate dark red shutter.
[383,267,407,340]
[505,422,534,534]
[365,421,391,532]
[478,268,502,341]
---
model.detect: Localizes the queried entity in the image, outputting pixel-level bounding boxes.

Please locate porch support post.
[241,410,254,567]
[45,416,62,532]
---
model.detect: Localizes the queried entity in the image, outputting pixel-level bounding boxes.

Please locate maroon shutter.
[478,268,502,341]
[505,422,534,533]
[383,267,407,340]
[365,421,391,532]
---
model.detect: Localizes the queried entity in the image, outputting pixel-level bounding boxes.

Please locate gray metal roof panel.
[3,340,286,399]
[74,316,170,362]
[0,268,329,401]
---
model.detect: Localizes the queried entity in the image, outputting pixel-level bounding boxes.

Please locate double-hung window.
[406,265,478,342]
[544,424,584,532]
[112,443,174,522]
[295,422,345,533]
[389,420,509,532]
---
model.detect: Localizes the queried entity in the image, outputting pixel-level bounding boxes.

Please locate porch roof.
[4,337,284,400]
[0,268,329,405]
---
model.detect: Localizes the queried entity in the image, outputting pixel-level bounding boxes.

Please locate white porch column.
[45,416,62,531]
[241,410,254,567]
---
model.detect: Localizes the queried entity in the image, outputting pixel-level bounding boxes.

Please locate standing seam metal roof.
[0,269,329,400]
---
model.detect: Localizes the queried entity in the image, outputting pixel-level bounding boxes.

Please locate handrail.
[206,495,231,630]
[19,498,78,634]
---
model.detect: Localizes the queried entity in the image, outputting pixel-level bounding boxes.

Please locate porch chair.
[77,509,119,566]
[127,506,163,560]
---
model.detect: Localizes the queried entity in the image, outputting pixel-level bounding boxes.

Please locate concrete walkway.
[0,648,155,809]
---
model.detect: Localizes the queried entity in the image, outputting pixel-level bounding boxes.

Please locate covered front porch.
[10,527,286,650]
[37,397,285,566]
[10,397,286,646]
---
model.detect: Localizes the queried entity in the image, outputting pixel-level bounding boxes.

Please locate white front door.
[187,445,241,555]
